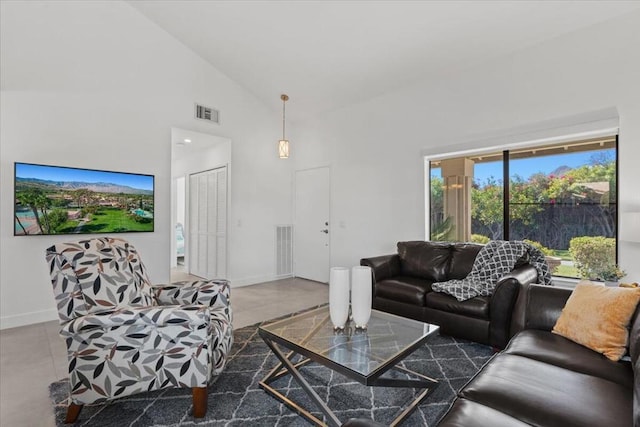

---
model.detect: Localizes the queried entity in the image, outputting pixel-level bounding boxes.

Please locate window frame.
[426,135,619,278]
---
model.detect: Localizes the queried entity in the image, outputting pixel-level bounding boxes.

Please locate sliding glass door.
[428,136,617,279]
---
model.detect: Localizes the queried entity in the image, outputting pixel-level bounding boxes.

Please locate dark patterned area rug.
[49,308,493,426]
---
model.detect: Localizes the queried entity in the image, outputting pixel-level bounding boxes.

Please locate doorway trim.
[170,127,231,280]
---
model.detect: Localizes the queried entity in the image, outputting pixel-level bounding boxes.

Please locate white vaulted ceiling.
[128,1,640,120]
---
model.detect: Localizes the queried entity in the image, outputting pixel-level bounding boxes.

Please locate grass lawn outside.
[548,249,580,278]
[56,207,152,234]
[551,249,572,261]
[554,264,579,278]
[86,207,153,232]
[57,219,81,233]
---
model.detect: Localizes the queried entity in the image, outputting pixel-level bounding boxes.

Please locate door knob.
[320,229,329,234]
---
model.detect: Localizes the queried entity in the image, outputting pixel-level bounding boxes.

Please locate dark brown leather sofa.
[438,283,639,427]
[360,241,539,349]
[344,283,639,426]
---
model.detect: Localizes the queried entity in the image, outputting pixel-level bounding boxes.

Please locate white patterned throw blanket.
[432,240,553,301]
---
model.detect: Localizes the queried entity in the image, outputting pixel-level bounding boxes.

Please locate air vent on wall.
[276,225,293,277]
[195,103,220,124]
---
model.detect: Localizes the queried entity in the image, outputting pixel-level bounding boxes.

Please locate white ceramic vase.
[351,266,372,329]
[329,267,350,330]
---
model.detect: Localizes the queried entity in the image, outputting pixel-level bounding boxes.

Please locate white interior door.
[189,166,227,279]
[294,167,330,283]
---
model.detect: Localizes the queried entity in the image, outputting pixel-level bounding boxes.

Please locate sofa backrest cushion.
[522,284,572,332]
[448,243,483,279]
[397,241,451,282]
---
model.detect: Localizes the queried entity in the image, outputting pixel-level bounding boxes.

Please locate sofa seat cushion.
[459,353,633,427]
[504,329,633,388]
[425,292,489,319]
[437,399,531,427]
[375,276,433,306]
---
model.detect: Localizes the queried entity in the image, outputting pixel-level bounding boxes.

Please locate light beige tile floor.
[0,272,328,427]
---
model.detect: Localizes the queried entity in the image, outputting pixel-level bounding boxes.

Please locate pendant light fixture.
[278,94,290,159]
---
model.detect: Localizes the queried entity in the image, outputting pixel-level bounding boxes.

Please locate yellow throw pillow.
[552,281,640,361]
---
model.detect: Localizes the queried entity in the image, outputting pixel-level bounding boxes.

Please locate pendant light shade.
[278,139,289,159]
[279,94,289,159]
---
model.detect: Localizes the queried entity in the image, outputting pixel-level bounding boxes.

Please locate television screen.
[14,162,154,236]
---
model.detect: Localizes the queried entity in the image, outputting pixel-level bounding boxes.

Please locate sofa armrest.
[360,254,400,283]
[511,283,572,335]
[498,264,539,287]
[488,265,538,348]
[488,280,520,349]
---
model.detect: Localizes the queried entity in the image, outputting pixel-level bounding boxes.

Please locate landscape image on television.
[14,163,154,236]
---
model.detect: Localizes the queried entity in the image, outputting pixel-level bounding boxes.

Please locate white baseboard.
[0,308,58,330]
[230,273,293,288]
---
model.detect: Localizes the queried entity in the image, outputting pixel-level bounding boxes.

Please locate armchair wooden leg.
[192,387,207,418]
[65,403,82,423]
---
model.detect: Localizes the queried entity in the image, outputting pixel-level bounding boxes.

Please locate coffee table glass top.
[259,306,439,378]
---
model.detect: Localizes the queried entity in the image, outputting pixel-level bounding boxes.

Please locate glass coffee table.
[258,306,440,426]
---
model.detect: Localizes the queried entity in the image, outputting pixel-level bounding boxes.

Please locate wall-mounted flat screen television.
[14,162,154,236]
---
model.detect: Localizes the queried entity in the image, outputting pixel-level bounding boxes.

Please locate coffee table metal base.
[259,338,439,427]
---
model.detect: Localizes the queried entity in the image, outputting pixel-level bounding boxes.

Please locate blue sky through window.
[432,149,613,184]
[16,163,154,191]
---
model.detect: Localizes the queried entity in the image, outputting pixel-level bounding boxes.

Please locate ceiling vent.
[195,103,220,124]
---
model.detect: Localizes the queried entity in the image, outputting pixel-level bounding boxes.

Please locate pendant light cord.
[282,96,287,140]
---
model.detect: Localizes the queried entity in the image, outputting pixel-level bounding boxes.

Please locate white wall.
[294,11,640,278]
[0,1,292,328]
[172,139,232,180]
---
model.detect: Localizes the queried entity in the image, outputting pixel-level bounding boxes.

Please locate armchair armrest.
[154,280,230,311]
[489,264,538,349]
[360,254,400,283]
[60,305,210,336]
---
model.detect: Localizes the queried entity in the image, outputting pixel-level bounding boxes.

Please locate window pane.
[471,158,504,241]
[429,164,451,241]
[430,157,504,243]
[508,145,617,279]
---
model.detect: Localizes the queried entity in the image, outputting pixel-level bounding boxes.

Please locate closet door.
[189,166,227,279]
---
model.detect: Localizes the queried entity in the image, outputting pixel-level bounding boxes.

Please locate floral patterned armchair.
[45,237,233,423]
